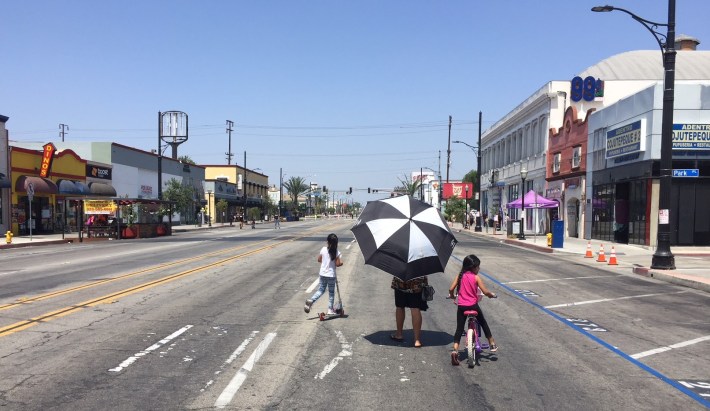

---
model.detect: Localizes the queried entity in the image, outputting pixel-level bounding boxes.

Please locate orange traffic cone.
[597,244,607,262]
[584,241,594,258]
[608,246,618,265]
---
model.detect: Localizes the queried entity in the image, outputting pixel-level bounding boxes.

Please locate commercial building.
[481,37,710,246]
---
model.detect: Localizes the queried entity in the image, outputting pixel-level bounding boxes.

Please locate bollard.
[6,231,13,244]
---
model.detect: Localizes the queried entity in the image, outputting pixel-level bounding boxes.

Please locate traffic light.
[349,187,352,194]
[323,186,327,192]
[368,187,371,193]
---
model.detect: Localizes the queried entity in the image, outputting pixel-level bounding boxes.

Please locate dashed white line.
[504,275,616,284]
[214,332,277,409]
[544,291,687,309]
[306,278,320,293]
[108,325,193,373]
[315,330,352,380]
[631,335,710,359]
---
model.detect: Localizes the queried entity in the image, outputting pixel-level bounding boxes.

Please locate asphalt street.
[0,219,708,410]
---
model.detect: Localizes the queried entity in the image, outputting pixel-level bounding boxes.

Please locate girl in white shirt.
[304,234,343,315]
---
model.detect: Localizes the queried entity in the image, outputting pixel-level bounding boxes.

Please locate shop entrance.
[671,179,710,245]
[19,196,54,235]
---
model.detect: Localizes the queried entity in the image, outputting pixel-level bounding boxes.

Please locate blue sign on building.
[672,169,699,178]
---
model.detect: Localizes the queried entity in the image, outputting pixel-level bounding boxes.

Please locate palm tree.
[397,174,422,197]
[283,176,309,213]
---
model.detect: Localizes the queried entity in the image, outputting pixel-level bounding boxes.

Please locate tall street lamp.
[453,129,483,232]
[592,2,675,269]
[518,167,527,240]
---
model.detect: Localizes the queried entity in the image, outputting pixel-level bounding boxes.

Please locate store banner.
[84,200,117,215]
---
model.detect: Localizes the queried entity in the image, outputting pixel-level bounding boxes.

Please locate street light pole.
[592,2,675,269]
[207,190,212,227]
[519,168,527,240]
[475,111,483,232]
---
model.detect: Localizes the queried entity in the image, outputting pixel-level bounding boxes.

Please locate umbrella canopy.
[351,195,458,281]
[506,190,558,209]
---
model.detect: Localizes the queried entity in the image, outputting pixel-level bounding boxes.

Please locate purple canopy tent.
[506,190,558,209]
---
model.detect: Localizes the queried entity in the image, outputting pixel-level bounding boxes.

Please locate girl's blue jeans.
[310,276,336,309]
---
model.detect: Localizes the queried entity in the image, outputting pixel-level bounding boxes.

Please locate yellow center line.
[0,222,346,338]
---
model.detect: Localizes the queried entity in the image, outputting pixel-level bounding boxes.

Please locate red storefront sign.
[39,142,57,178]
[442,182,474,200]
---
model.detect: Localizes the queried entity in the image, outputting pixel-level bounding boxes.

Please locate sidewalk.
[454,225,710,294]
[0,222,239,249]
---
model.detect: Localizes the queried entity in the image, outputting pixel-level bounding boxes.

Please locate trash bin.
[552,220,564,248]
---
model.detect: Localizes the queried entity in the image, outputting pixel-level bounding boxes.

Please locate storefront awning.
[15,175,59,194]
[89,182,117,196]
[57,179,91,195]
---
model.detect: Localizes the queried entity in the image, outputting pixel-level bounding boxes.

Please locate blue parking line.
[451,255,710,408]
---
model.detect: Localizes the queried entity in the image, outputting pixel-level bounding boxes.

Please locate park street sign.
[672,169,699,178]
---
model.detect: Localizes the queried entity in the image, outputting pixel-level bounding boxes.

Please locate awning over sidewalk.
[89,182,117,196]
[14,175,58,194]
[0,173,10,188]
[57,180,91,195]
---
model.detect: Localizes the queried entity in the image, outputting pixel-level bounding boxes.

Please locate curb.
[632,267,710,293]
[0,239,73,250]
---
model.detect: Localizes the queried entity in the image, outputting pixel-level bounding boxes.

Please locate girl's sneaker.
[490,343,498,353]
[326,308,337,315]
[304,300,313,313]
[451,351,460,366]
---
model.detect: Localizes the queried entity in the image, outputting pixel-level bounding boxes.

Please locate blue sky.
[4,1,709,204]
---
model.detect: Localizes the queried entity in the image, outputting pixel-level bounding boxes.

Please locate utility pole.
[59,123,69,142]
[446,115,452,183]
[475,111,483,232]
[243,151,248,218]
[225,120,234,165]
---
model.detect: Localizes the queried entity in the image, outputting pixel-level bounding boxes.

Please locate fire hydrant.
[6,231,13,244]
[546,232,552,247]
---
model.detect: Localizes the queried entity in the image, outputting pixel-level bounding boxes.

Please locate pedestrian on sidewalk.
[304,234,343,315]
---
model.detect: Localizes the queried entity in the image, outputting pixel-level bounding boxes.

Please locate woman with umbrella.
[390,276,429,347]
[351,195,458,348]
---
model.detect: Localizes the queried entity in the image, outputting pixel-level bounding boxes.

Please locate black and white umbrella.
[351,195,458,281]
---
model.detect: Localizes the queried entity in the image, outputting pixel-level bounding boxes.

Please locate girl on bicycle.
[448,254,497,365]
[304,233,343,315]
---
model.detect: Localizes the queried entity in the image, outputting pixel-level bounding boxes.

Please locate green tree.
[462,169,479,210]
[397,174,421,197]
[444,196,466,225]
[162,178,195,223]
[216,199,228,223]
[263,195,277,218]
[178,155,195,165]
[283,176,309,212]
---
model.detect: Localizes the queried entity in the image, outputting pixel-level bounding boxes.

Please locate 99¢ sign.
[571,76,604,102]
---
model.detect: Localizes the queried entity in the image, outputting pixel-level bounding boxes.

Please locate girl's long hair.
[456,254,480,294]
[327,233,338,260]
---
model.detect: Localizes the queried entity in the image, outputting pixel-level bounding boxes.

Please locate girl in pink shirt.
[448,254,498,365]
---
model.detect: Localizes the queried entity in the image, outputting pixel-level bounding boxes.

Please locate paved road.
[0,220,708,409]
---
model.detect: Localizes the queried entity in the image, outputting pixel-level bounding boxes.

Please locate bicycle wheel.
[466,328,475,368]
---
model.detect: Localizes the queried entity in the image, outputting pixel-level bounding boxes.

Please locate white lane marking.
[504,275,616,284]
[315,330,352,380]
[108,325,193,373]
[544,291,687,309]
[201,331,260,392]
[631,335,710,359]
[306,278,320,293]
[214,332,277,409]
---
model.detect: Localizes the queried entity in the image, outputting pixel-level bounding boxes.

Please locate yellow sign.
[84,200,117,215]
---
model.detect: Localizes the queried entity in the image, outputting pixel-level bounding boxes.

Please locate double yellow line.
[0,222,345,337]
